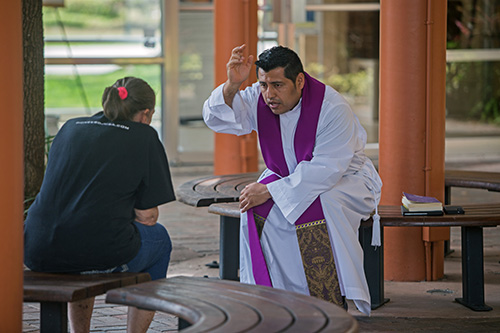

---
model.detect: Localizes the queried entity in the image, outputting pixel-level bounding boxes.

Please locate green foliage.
[65,0,122,17]
[45,65,161,108]
[446,61,500,124]
[180,53,202,72]
[476,98,500,125]
[45,135,55,160]
[24,135,55,215]
[43,0,124,30]
[326,70,372,98]
[306,63,373,98]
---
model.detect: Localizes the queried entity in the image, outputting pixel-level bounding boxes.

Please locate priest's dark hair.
[101,77,156,121]
[255,45,304,83]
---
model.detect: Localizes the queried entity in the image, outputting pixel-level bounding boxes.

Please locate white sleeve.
[202,83,259,136]
[267,101,361,223]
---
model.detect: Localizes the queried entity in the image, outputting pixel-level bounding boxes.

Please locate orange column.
[379,0,447,281]
[213,0,259,175]
[0,1,24,331]
[421,0,448,281]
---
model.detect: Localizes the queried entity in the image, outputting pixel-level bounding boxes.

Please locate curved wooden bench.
[444,170,500,192]
[176,170,500,208]
[444,170,500,204]
[105,276,358,333]
[177,172,259,207]
[176,171,500,311]
[23,271,151,333]
[208,202,500,312]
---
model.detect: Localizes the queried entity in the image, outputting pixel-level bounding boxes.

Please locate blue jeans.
[113,222,172,280]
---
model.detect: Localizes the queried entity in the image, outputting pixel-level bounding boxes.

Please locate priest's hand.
[227,44,254,86]
[223,44,254,108]
[239,182,271,213]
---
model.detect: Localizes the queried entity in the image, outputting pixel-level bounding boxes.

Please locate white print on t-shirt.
[76,121,129,130]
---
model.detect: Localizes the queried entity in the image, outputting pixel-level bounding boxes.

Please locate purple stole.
[247,73,343,305]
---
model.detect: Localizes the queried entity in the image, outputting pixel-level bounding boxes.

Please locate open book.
[402,192,443,212]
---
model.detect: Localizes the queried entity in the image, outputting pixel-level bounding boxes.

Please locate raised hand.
[223,44,254,108]
[227,44,254,86]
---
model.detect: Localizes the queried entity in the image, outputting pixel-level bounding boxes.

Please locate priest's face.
[258,67,305,115]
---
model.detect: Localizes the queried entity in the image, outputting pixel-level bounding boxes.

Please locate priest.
[202,44,382,315]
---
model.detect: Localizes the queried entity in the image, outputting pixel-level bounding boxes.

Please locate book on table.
[401,192,443,215]
[401,206,444,216]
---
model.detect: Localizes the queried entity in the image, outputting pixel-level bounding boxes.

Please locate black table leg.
[359,225,389,309]
[40,301,67,333]
[219,216,240,281]
[443,185,454,256]
[455,226,492,311]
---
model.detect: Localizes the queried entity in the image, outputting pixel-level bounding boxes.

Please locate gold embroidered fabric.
[253,212,266,238]
[296,219,343,306]
[252,213,343,306]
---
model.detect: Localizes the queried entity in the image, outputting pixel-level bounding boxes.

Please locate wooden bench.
[176,170,500,280]
[208,202,500,312]
[177,170,500,207]
[105,275,359,332]
[23,270,151,333]
[444,170,500,203]
[177,172,259,207]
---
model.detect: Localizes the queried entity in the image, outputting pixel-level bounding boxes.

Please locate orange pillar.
[213,0,259,175]
[421,0,448,281]
[0,1,24,331]
[379,0,447,281]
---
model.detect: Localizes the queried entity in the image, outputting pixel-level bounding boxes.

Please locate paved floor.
[23,160,500,332]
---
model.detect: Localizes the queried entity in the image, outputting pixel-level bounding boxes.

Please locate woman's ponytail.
[102,77,155,122]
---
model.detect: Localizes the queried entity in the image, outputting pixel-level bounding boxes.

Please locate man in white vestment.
[202,44,382,315]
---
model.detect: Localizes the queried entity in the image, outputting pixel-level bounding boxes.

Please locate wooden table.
[106,276,359,332]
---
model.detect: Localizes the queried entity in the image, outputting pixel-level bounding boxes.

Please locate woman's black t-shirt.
[24,112,176,273]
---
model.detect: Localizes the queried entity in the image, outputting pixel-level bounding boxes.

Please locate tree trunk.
[23,0,45,213]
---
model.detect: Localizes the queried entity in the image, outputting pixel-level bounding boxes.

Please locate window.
[43,0,164,135]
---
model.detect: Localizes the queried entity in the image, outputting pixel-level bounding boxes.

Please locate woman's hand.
[135,207,159,226]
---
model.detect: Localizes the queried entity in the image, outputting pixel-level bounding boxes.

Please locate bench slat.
[108,286,231,332]
[136,282,275,332]
[106,276,358,333]
[445,170,500,192]
[24,271,151,303]
[208,202,500,227]
[177,173,259,207]
[178,171,500,208]
[376,204,500,226]
[167,278,303,332]
[175,277,356,333]
[109,279,293,332]
[215,174,259,198]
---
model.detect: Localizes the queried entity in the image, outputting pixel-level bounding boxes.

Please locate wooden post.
[213,0,259,175]
[421,0,448,281]
[379,0,447,281]
[0,1,24,330]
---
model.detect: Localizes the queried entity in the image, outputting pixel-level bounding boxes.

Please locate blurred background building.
[43,0,500,166]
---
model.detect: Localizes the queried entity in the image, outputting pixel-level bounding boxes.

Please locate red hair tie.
[117,87,128,100]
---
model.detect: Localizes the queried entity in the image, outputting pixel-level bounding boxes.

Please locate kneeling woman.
[24,77,176,332]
